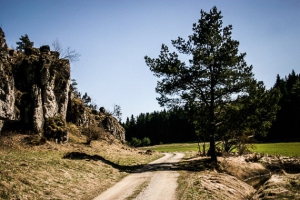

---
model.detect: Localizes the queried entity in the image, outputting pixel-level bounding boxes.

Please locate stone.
[39,45,50,53]
[24,47,40,56]
[102,114,125,142]
[0,28,70,135]
[31,84,44,134]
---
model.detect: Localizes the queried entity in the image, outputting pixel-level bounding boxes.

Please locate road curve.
[93,153,185,200]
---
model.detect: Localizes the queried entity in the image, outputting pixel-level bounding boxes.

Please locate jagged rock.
[101,113,125,142]
[0,62,19,121]
[0,28,126,143]
[0,28,20,128]
[0,28,70,136]
[40,45,50,53]
[31,84,44,133]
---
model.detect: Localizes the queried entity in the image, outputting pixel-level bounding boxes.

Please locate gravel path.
[93,153,185,200]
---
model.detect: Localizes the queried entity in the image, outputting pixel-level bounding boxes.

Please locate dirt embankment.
[177,154,300,200]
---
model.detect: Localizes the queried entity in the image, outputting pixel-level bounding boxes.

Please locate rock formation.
[0,28,20,130]
[0,28,125,143]
[0,27,70,135]
[99,108,125,142]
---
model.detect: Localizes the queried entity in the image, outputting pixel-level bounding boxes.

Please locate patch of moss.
[45,115,68,143]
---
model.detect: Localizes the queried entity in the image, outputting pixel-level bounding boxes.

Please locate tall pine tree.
[145,6,254,161]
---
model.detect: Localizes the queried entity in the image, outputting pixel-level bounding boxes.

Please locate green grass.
[140,143,206,152]
[141,142,300,156]
[252,142,300,156]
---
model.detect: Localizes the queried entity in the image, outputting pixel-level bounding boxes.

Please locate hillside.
[0,132,161,199]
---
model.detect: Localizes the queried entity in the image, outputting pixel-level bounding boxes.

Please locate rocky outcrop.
[66,102,126,142]
[0,28,125,143]
[0,28,70,135]
[0,28,20,130]
[102,114,125,142]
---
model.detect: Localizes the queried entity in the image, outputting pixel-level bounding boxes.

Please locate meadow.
[141,142,300,156]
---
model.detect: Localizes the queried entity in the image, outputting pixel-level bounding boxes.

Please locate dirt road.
[93,153,185,200]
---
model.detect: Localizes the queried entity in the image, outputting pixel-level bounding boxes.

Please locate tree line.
[267,70,300,141]
[124,70,299,147]
[123,107,196,145]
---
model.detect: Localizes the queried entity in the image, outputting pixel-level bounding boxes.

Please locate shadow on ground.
[63,152,212,173]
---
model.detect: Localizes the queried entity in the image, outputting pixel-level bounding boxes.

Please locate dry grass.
[176,153,300,200]
[0,133,162,200]
[176,155,256,200]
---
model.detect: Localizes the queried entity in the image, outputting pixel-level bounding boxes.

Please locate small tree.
[113,104,122,122]
[82,92,92,106]
[16,34,34,51]
[70,79,81,98]
[52,38,80,63]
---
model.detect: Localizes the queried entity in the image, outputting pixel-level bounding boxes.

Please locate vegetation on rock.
[45,115,68,142]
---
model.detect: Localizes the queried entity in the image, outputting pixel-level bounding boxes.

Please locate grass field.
[253,142,300,156]
[141,142,300,156]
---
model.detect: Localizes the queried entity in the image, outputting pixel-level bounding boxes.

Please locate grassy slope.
[0,134,162,200]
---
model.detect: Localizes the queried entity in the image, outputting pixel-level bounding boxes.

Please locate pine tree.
[145,6,255,161]
[16,34,34,51]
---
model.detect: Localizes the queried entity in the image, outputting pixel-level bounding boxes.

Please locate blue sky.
[1,0,300,121]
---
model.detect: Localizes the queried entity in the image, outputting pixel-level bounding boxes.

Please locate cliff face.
[0,28,125,142]
[0,28,70,135]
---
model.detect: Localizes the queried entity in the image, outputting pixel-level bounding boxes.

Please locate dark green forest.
[123,107,196,145]
[267,70,300,141]
[124,70,300,145]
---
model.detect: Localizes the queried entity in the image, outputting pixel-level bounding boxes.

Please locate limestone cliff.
[0,28,70,135]
[0,28,125,143]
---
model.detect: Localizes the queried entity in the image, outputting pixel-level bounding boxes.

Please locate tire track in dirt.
[93,153,184,200]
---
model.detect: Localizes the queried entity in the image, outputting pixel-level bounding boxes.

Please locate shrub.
[130,137,151,147]
[81,124,105,145]
[142,137,151,146]
[45,115,68,143]
[130,137,142,147]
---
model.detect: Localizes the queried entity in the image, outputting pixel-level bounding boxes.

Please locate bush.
[130,137,151,147]
[130,137,142,147]
[81,124,105,145]
[45,115,68,143]
[142,137,151,146]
